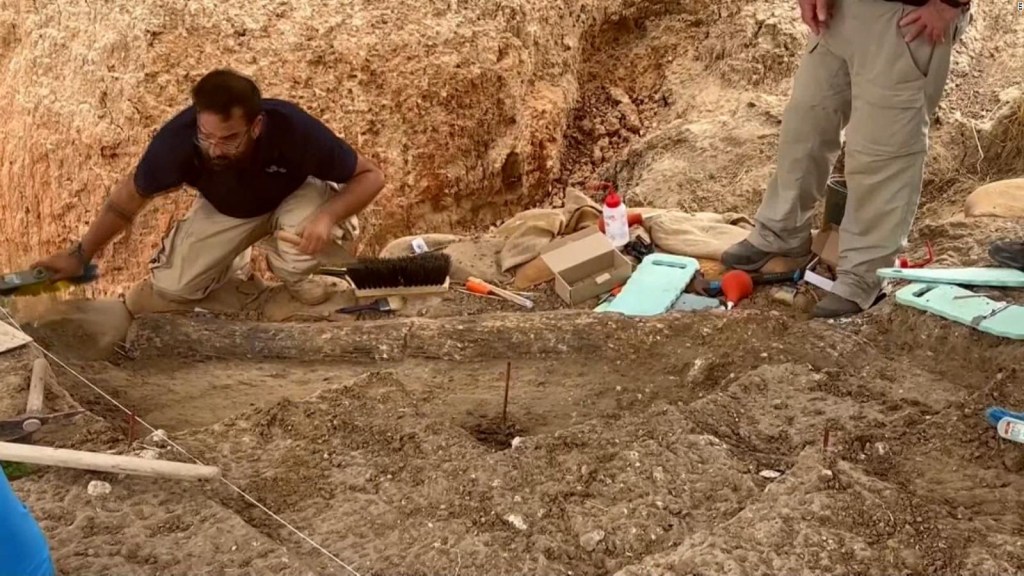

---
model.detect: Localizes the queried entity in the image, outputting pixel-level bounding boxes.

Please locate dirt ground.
[2,0,1024,575]
[4,305,1024,576]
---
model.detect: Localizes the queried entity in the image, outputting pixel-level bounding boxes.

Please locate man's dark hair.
[191,69,262,123]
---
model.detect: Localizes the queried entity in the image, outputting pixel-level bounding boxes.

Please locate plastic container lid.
[604,191,622,208]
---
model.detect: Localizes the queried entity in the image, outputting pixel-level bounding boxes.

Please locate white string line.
[0,306,362,576]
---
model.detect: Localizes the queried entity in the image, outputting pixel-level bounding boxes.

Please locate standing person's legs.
[723,23,852,270]
[147,197,270,303]
[263,177,361,305]
[820,0,963,316]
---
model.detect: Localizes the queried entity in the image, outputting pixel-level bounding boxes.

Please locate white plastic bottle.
[602,188,629,248]
[997,416,1024,444]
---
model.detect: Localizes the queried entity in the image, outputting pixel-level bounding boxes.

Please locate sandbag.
[379,233,507,284]
[378,234,464,258]
[442,238,509,283]
[645,211,754,260]
[497,190,601,272]
[965,178,1024,219]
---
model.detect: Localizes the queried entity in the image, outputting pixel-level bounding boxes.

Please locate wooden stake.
[0,441,220,481]
[127,412,136,448]
[502,361,511,427]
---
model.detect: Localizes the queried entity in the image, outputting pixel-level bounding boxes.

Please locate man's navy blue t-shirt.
[133,98,358,219]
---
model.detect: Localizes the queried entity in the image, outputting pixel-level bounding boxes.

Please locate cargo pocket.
[902,37,935,80]
[952,9,970,45]
[149,221,181,271]
[805,33,822,55]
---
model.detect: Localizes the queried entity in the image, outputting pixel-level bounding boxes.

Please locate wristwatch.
[68,241,90,267]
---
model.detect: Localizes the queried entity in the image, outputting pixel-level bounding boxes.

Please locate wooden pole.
[0,441,221,481]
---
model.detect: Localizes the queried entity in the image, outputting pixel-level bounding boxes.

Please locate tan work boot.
[284,276,335,306]
[124,279,195,317]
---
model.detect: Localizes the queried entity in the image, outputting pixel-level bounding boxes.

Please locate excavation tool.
[1,358,84,443]
[0,411,85,443]
[0,264,100,298]
[336,296,405,314]
[276,231,451,297]
[706,269,804,297]
[465,277,534,308]
[720,270,754,310]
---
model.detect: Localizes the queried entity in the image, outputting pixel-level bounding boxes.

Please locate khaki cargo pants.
[748,0,969,309]
[149,177,360,302]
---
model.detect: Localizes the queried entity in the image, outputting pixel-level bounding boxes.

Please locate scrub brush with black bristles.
[321,252,452,297]
[274,230,452,297]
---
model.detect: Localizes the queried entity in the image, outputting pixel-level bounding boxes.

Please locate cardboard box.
[812,225,840,268]
[540,227,633,305]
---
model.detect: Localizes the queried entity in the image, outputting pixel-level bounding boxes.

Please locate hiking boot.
[811,293,862,319]
[285,276,333,306]
[124,279,195,317]
[721,240,810,272]
[989,239,1024,270]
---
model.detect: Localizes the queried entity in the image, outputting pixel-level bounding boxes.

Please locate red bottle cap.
[604,191,622,208]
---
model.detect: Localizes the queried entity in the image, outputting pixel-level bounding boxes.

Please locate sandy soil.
[4,307,1022,575]
[1,0,1023,575]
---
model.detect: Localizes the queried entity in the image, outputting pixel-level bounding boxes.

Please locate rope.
[0,306,362,576]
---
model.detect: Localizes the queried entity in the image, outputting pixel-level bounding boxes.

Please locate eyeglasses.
[194,128,251,153]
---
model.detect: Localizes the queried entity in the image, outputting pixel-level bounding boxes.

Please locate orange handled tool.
[465,277,534,309]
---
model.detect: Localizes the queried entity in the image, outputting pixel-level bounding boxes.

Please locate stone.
[87,480,112,496]
[504,513,528,531]
[579,529,606,552]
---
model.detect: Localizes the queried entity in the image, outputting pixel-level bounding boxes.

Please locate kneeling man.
[34,68,384,308]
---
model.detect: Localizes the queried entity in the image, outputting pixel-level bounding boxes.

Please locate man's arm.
[288,106,386,254]
[294,152,384,255]
[31,172,157,280]
[80,174,152,261]
[314,153,385,224]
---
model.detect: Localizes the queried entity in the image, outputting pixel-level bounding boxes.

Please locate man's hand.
[31,251,86,282]
[900,0,961,44]
[799,0,831,35]
[296,212,336,255]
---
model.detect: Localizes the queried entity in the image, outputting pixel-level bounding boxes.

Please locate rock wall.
[2,0,1015,298]
[0,0,710,294]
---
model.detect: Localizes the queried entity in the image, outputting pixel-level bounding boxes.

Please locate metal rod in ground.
[502,361,511,427]
[127,412,136,448]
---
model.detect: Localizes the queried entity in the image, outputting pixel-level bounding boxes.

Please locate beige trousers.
[149,177,360,302]
[749,0,969,309]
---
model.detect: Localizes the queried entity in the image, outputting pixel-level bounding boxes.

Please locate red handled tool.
[895,241,934,269]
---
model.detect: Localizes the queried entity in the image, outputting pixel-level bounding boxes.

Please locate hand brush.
[0,264,100,298]
[276,231,451,297]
